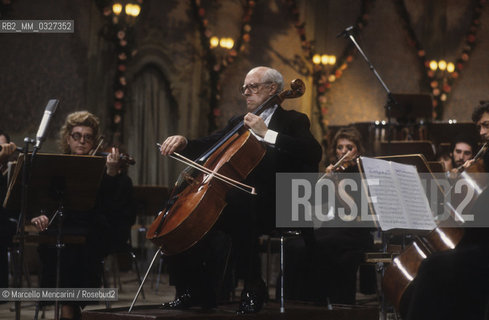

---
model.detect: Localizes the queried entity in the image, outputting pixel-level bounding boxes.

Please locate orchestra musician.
[401,102,489,320]
[437,134,476,174]
[30,111,134,320]
[0,130,17,291]
[324,126,364,174]
[284,126,373,304]
[158,66,322,313]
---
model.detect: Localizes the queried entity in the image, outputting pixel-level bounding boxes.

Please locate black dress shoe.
[161,293,196,310]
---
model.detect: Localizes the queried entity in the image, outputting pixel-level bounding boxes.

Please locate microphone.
[336,25,355,38]
[34,99,59,150]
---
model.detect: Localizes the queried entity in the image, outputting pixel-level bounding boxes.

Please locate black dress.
[37,172,134,307]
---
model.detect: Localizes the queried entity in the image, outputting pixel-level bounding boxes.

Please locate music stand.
[376,154,433,173]
[133,185,169,218]
[379,140,436,161]
[427,161,446,173]
[4,153,106,214]
[389,93,433,123]
[3,153,106,320]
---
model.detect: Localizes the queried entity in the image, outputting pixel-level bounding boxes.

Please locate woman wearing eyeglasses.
[30,111,134,320]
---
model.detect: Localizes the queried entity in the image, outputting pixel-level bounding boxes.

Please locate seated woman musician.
[30,111,134,320]
[325,126,363,174]
[284,126,373,305]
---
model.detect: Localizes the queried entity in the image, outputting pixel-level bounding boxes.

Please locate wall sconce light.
[429,59,455,73]
[312,54,337,65]
[111,1,141,19]
[209,36,234,50]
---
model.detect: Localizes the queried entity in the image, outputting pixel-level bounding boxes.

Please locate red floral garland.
[98,0,143,145]
[287,0,374,138]
[395,0,486,119]
[191,0,255,132]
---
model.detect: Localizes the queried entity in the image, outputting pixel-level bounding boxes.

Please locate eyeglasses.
[239,82,272,95]
[70,132,95,143]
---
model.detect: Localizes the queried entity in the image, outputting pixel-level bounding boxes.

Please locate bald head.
[242,66,284,111]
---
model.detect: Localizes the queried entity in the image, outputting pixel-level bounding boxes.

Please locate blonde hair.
[58,111,100,153]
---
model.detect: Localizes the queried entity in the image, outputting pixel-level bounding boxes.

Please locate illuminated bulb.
[312,54,321,65]
[112,3,122,15]
[447,62,455,73]
[438,60,447,71]
[328,55,336,65]
[375,120,380,125]
[321,55,329,65]
[226,38,234,49]
[132,4,141,16]
[125,4,133,15]
[429,60,438,71]
[210,36,219,48]
[328,74,336,82]
[381,120,386,125]
[125,4,141,17]
[448,119,453,124]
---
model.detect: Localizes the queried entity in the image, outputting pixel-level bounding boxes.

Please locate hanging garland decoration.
[287,0,374,137]
[191,0,255,133]
[97,0,142,145]
[395,0,486,120]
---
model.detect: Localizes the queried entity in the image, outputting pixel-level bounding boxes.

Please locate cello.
[146,79,306,255]
[382,143,488,311]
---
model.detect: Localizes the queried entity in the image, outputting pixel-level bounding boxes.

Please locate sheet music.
[361,157,436,231]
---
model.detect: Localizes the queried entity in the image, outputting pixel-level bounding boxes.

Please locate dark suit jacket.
[183,105,322,233]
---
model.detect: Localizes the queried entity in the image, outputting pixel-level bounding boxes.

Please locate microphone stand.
[338,27,398,320]
[14,137,35,320]
[14,99,58,320]
[338,26,397,146]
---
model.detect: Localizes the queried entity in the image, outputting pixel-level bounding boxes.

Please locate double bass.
[146,79,306,255]
[382,143,488,311]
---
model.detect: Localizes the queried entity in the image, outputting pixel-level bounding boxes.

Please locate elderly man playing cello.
[158,66,322,313]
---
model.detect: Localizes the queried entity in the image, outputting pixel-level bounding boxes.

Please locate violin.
[97,151,136,166]
[146,79,306,255]
[318,150,358,181]
[90,137,135,167]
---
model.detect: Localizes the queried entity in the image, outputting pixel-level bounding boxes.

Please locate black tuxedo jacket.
[183,106,322,233]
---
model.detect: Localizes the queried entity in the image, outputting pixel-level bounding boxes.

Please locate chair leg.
[154,253,164,293]
[280,235,284,313]
[33,302,41,320]
[129,250,145,299]
[101,259,111,309]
